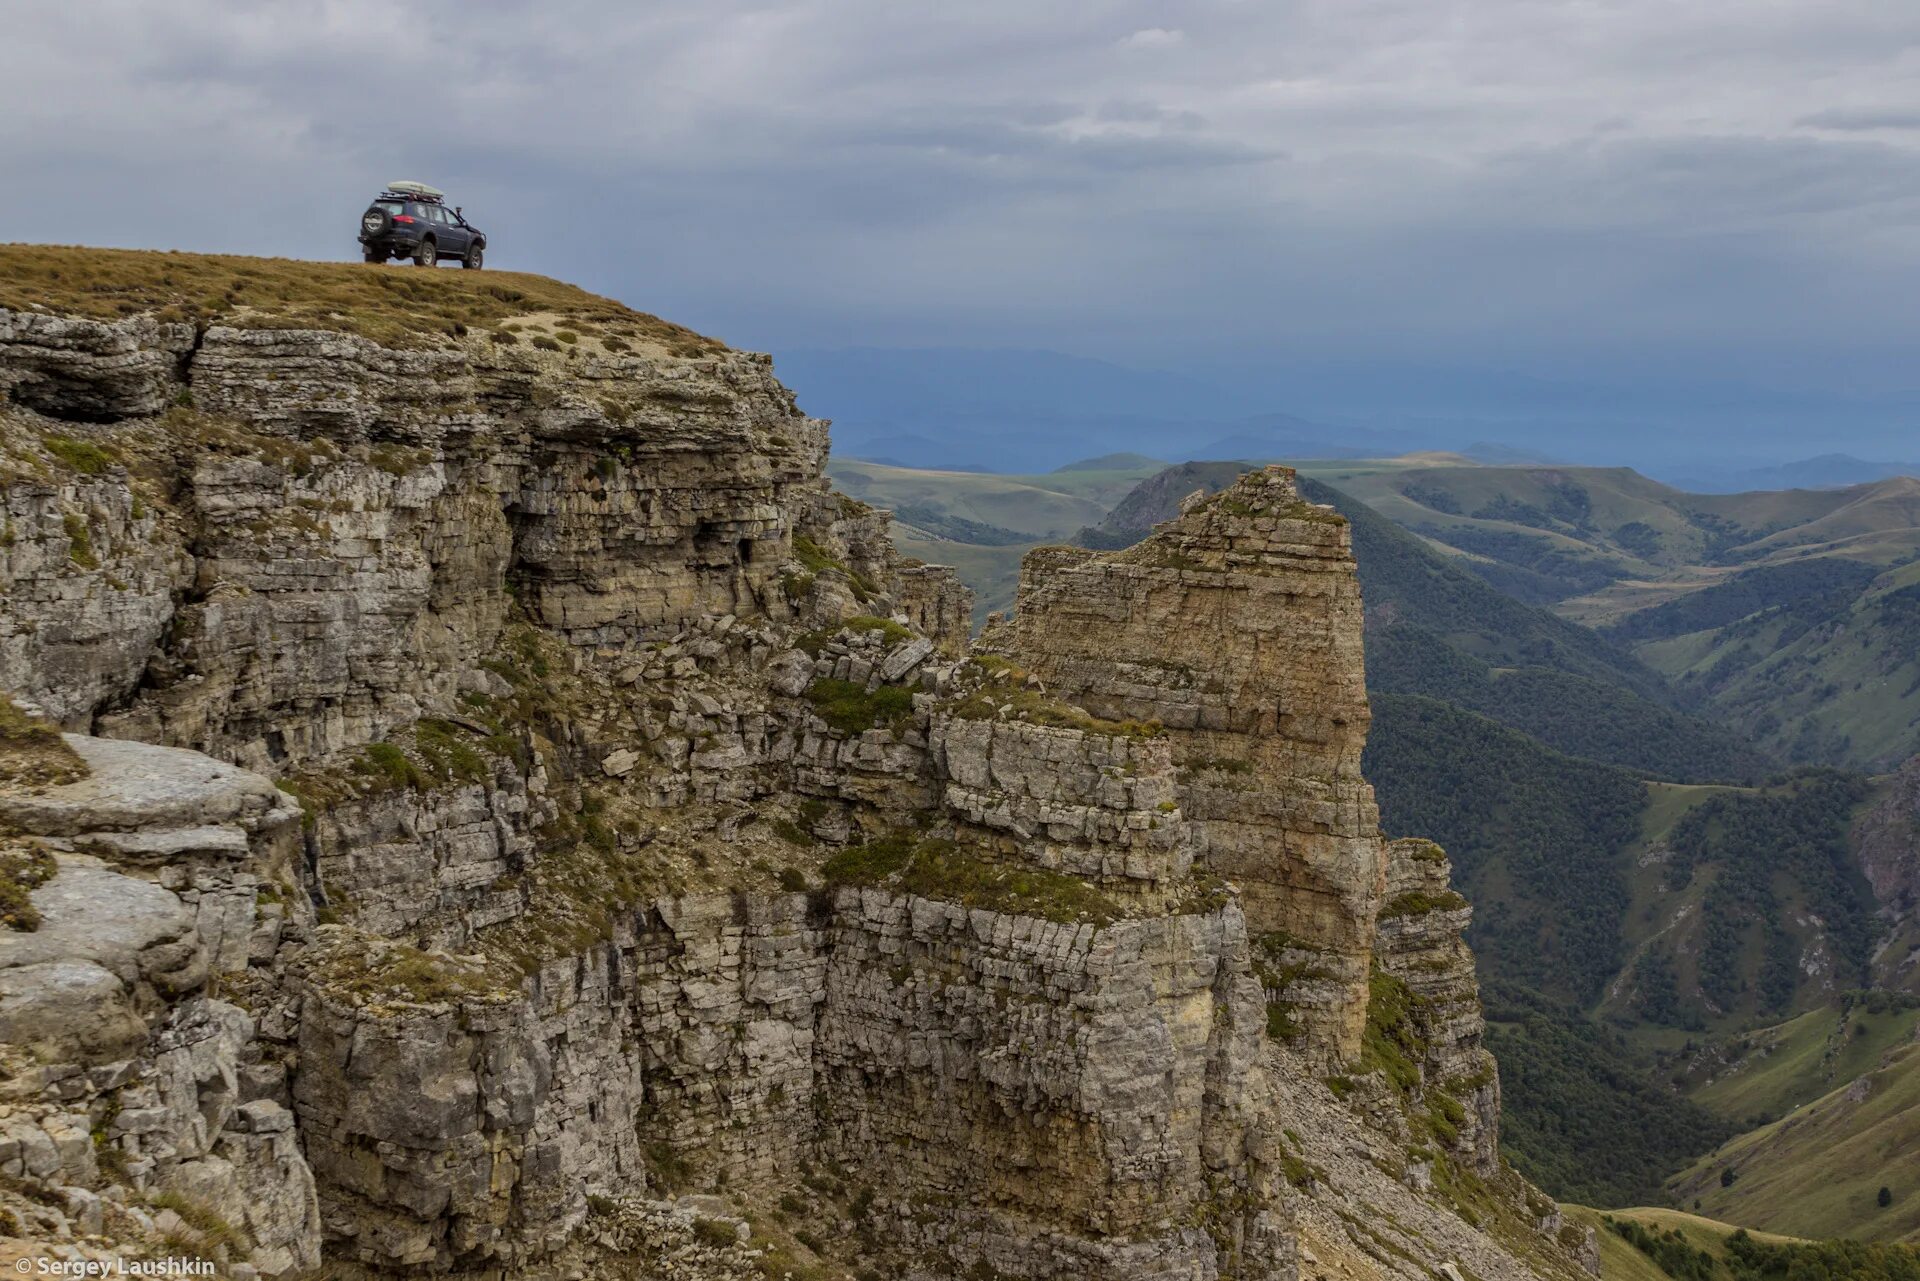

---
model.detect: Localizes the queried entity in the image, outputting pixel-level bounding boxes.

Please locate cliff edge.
[0,245,1591,1280]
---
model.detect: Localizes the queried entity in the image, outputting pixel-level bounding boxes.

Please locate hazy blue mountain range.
[777,347,1423,470]
[776,346,1920,477]
[1664,453,1920,494]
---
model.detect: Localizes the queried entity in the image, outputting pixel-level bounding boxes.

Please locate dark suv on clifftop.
[358,181,485,268]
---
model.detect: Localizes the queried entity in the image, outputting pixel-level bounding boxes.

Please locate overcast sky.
[6,1,1920,408]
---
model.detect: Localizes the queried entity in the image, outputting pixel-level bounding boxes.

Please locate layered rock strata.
[1373,838,1501,1176]
[0,259,1588,1281]
[998,470,1386,1059]
[0,732,319,1274]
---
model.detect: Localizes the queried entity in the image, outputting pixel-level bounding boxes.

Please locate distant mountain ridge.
[1669,453,1920,494]
[777,347,1425,471]
[1268,459,1920,769]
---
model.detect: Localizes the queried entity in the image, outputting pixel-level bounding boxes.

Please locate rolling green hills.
[826,457,1160,540]
[1671,1039,1920,1244]
[1316,460,1920,597]
[1632,558,1920,769]
[1560,1206,1920,1281]
[1307,459,1920,769]
[1674,996,1920,1127]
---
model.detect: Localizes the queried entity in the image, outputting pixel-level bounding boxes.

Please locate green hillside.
[1605,559,1884,646]
[1561,1207,1920,1281]
[1635,559,1920,770]
[889,532,1032,624]
[1672,1041,1920,1244]
[1602,772,1883,1033]
[1308,459,1739,604]
[1487,985,1733,1206]
[1052,451,1165,472]
[1364,625,1765,783]
[1075,459,1257,548]
[1674,996,1920,1127]
[829,455,1167,623]
[1319,462,1920,598]
[1302,476,1674,702]
[1310,476,1765,784]
[1368,695,1649,1004]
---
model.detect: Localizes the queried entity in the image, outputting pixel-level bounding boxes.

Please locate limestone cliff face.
[0,306,861,770]
[998,469,1385,1060]
[0,255,1588,1281]
[0,735,320,1275]
[1374,838,1501,1176]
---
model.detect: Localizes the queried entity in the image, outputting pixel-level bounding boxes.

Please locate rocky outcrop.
[0,255,1587,1281]
[0,311,194,422]
[998,469,1385,1059]
[0,732,318,1274]
[1374,838,1500,1175]
[936,715,1196,888]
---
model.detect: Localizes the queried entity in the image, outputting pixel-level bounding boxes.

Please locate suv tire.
[414,238,436,267]
[462,243,484,270]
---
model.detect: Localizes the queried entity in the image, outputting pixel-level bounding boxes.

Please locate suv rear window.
[374,201,403,214]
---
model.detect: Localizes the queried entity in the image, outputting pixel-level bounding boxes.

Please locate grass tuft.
[0,841,57,931]
[42,434,119,475]
[823,833,1121,925]
[0,695,87,789]
[804,679,916,735]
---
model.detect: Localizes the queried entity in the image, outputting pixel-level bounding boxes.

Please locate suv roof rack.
[383,180,445,201]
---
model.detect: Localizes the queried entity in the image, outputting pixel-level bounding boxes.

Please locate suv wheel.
[461,243,484,270]
[414,238,436,267]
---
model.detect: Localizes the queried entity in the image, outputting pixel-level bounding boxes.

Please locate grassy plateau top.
[0,243,724,355]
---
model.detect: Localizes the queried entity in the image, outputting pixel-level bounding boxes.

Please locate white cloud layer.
[4,0,1920,382]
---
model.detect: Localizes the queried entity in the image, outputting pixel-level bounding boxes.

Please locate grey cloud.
[3,0,1920,390]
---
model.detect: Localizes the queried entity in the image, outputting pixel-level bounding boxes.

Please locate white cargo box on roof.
[386,180,444,199]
